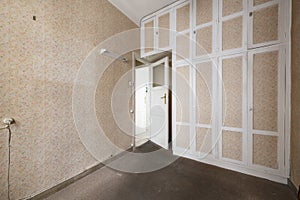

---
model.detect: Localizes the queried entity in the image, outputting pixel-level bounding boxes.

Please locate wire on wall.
[7,126,11,200]
[1,118,15,200]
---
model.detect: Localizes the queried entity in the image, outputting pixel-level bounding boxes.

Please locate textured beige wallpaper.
[95,53,133,151]
[176,33,190,60]
[222,56,243,128]
[291,0,300,189]
[222,131,242,161]
[0,0,137,199]
[176,3,190,32]
[222,16,243,51]
[176,125,190,149]
[158,13,170,49]
[253,4,278,45]
[144,20,155,53]
[196,0,212,26]
[253,134,278,169]
[196,62,212,125]
[196,26,212,56]
[196,128,212,154]
[222,0,243,17]
[253,51,278,132]
[176,66,190,123]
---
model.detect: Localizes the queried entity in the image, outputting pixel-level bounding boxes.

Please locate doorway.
[133,52,172,150]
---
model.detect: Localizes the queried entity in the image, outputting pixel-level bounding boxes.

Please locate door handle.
[161,93,167,104]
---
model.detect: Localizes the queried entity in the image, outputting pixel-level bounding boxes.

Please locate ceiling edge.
[108,0,141,27]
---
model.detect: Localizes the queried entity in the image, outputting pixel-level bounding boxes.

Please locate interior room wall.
[291,0,300,190]
[95,52,134,151]
[0,0,137,199]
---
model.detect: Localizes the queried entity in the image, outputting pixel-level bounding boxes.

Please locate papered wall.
[0,0,137,199]
[291,0,300,190]
[95,53,134,151]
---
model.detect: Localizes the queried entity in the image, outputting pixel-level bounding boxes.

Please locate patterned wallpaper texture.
[0,0,137,199]
[95,53,134,152]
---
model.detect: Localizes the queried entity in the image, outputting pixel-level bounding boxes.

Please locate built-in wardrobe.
[140,0,291,183]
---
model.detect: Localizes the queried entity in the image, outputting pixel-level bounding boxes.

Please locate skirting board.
[173,149,288,184]
[28,162,104,200]
[28,148,132,200]
[287,178,299,199]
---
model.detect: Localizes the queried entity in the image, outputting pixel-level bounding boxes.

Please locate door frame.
[132,54,172,149]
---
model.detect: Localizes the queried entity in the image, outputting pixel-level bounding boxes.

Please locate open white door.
[150,57,169,149]
[135,66,151,147]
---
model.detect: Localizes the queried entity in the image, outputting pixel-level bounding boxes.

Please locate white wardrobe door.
[219,0,247,54]
[248,45,285,171]
[175,1,191,62]
[175,65,191,149]
[193,0,217,59]
[219,54,247,163]
[157,11,171,50]
[195,60,214,154]
[248,0,284,48]
[141,18,156,56]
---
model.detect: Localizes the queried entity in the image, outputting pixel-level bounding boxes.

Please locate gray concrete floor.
[45,142,296,200]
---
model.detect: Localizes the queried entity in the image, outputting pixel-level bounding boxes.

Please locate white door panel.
[150,57,169,149]
[135,66,150,146]
[150,87,169,149]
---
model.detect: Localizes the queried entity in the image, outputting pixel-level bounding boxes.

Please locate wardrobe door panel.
[249,1,283,48]
[196,128,212,154]
[222,0,243,17]
[196,61,213,125]
[195,26,213,56]
[158,12,171,49]
[176,66,190,123]
[143,19,155,54]
[222,131,243,161]
[176,125,190,149]
[220,0,246,53]
[253,51,278,131]
[253,134,278,169]
[222,16,243,51]
[222,56,243,128]
[249,46,284,171]
[196,0,213,26]
[176,3,190,32]
[176,33,190,61]
[194,0,215,59]
[253,4,279,45]
[220,54,246,162]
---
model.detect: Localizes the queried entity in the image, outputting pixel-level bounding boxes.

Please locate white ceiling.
[108,0,178,26]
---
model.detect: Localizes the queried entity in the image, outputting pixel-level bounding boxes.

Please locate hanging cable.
[7,125,11,200]
[2,118,15,200]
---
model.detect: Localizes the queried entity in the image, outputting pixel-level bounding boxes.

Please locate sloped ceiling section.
[108,0,178,26]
